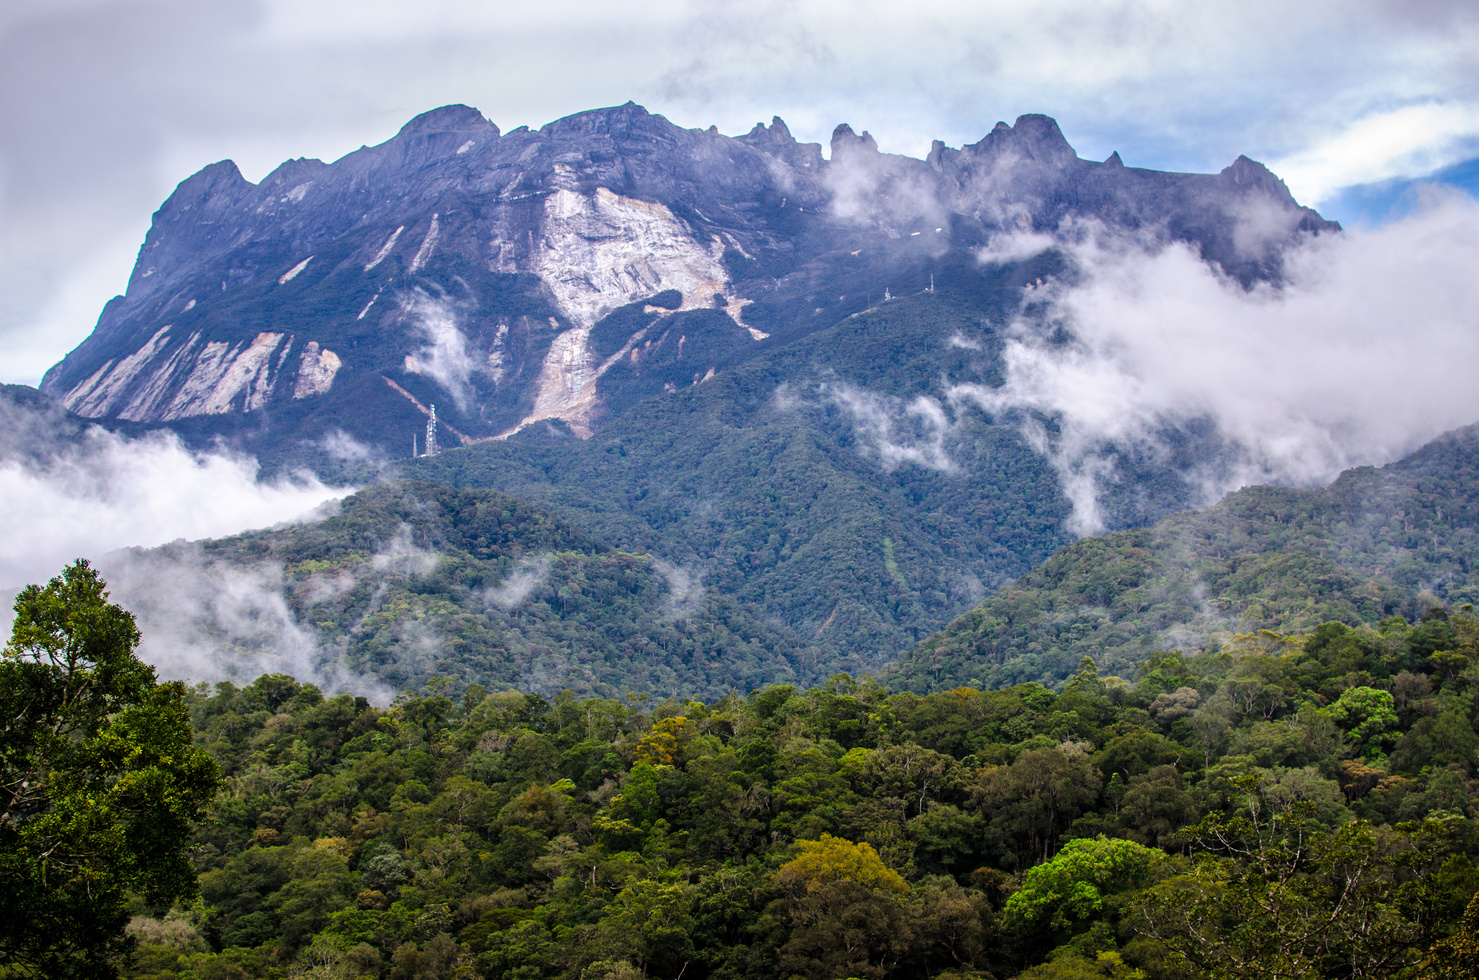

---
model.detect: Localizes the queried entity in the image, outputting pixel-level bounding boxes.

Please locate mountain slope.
[32,101,1354,687]
[39,102,1333,463]
[887,424,1479,691]
[108,481,820,697]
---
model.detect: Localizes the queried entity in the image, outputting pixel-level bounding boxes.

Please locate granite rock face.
[40,102,1335,453]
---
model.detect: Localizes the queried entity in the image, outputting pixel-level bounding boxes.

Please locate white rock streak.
[62,325,175,417]
[409,215,439,273]
[364,227,404,272]
[293,342,342,398]
[62,328,343,420]
[278,256,314,284]
[163,332,285,418]
[508,188,735,436]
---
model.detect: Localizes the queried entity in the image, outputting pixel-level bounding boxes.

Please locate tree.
[1119,766,1198,847]
[772,834,910,902]
[1134,815,1426,979]
[973,748,1101,867]
[1422,889,1479,979]
[772,835,913,980]
[0,560,221,978]
[1325,686,1399,757]
[1003,835,1168,937]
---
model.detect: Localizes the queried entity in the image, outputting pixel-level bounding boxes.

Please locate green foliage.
[1326,686,1400,752]
[891,427,1479,690]
[1004,836,1167,934]
[0,561,221,979]
[100,597,1479,980]
[198,480,816,697]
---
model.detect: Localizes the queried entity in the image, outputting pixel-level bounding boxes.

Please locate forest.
[60,597,1479,979]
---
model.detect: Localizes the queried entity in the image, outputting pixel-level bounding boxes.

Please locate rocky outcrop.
[40,102,1337,452]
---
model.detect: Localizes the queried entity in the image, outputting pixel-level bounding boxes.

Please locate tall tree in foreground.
[0,560,220,979]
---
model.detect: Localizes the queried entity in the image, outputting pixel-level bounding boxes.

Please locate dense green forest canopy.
[185,481,820,697]
[889,425,1479,692]
[173,422,1479,705]
[113,606,1479,980]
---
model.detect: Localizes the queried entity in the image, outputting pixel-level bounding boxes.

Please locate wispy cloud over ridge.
[960,191,1479,534]
[96,544,392,702]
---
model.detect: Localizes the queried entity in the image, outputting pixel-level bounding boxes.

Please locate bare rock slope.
[40,102,1334,456]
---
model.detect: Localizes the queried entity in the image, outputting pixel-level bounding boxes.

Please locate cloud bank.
[0,397,360,688]
[960,189,1479,534]
[401,290,478,413]
[96,545,391,701]
[0,420,349,591]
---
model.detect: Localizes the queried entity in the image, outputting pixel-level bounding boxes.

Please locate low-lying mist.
[0,397,356,688]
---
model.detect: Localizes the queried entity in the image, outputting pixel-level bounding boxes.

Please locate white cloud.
[1270,102,1479,204]
[960,191,1479,534]
[0,401,350,590]
[95,545,391,701]
[0,395,375,693]
[653,558,705,620]
[822,383,957,473]
[370,522,441,578]
[401,289,477,413]
[482,554,551,612]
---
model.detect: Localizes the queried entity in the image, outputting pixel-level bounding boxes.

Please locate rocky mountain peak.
[829,123,881,161]
[740,116,796,146]
[396,104,496,137]
[156,159,253,217]
[41,101,1340,458]
[260,157,329,191]
[540,101,676,142]
[965,113,1077,166]
[1221,154,1296,204]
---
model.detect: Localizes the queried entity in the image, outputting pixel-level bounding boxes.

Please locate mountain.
[39,102,1332,460]
[405,286,1076,669]
[34,101,1345,676]
[887,423,1479,691]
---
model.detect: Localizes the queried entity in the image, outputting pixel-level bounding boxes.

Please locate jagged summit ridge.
[41,102,1336,452]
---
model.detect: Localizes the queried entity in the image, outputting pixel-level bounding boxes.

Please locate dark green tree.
[0,561,221,978]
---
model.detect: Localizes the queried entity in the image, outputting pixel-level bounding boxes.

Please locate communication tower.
[425,404,439,457]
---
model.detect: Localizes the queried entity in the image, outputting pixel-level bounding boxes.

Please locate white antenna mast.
[425,404,439,457]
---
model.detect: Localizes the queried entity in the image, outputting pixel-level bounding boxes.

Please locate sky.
[2,0,1479,387]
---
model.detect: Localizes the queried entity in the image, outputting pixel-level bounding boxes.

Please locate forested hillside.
[185,481,818,696]
[410,277,1196,674]
[149,419,1479,702]
[890,424,1479,691]
[120,610,1479,980]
